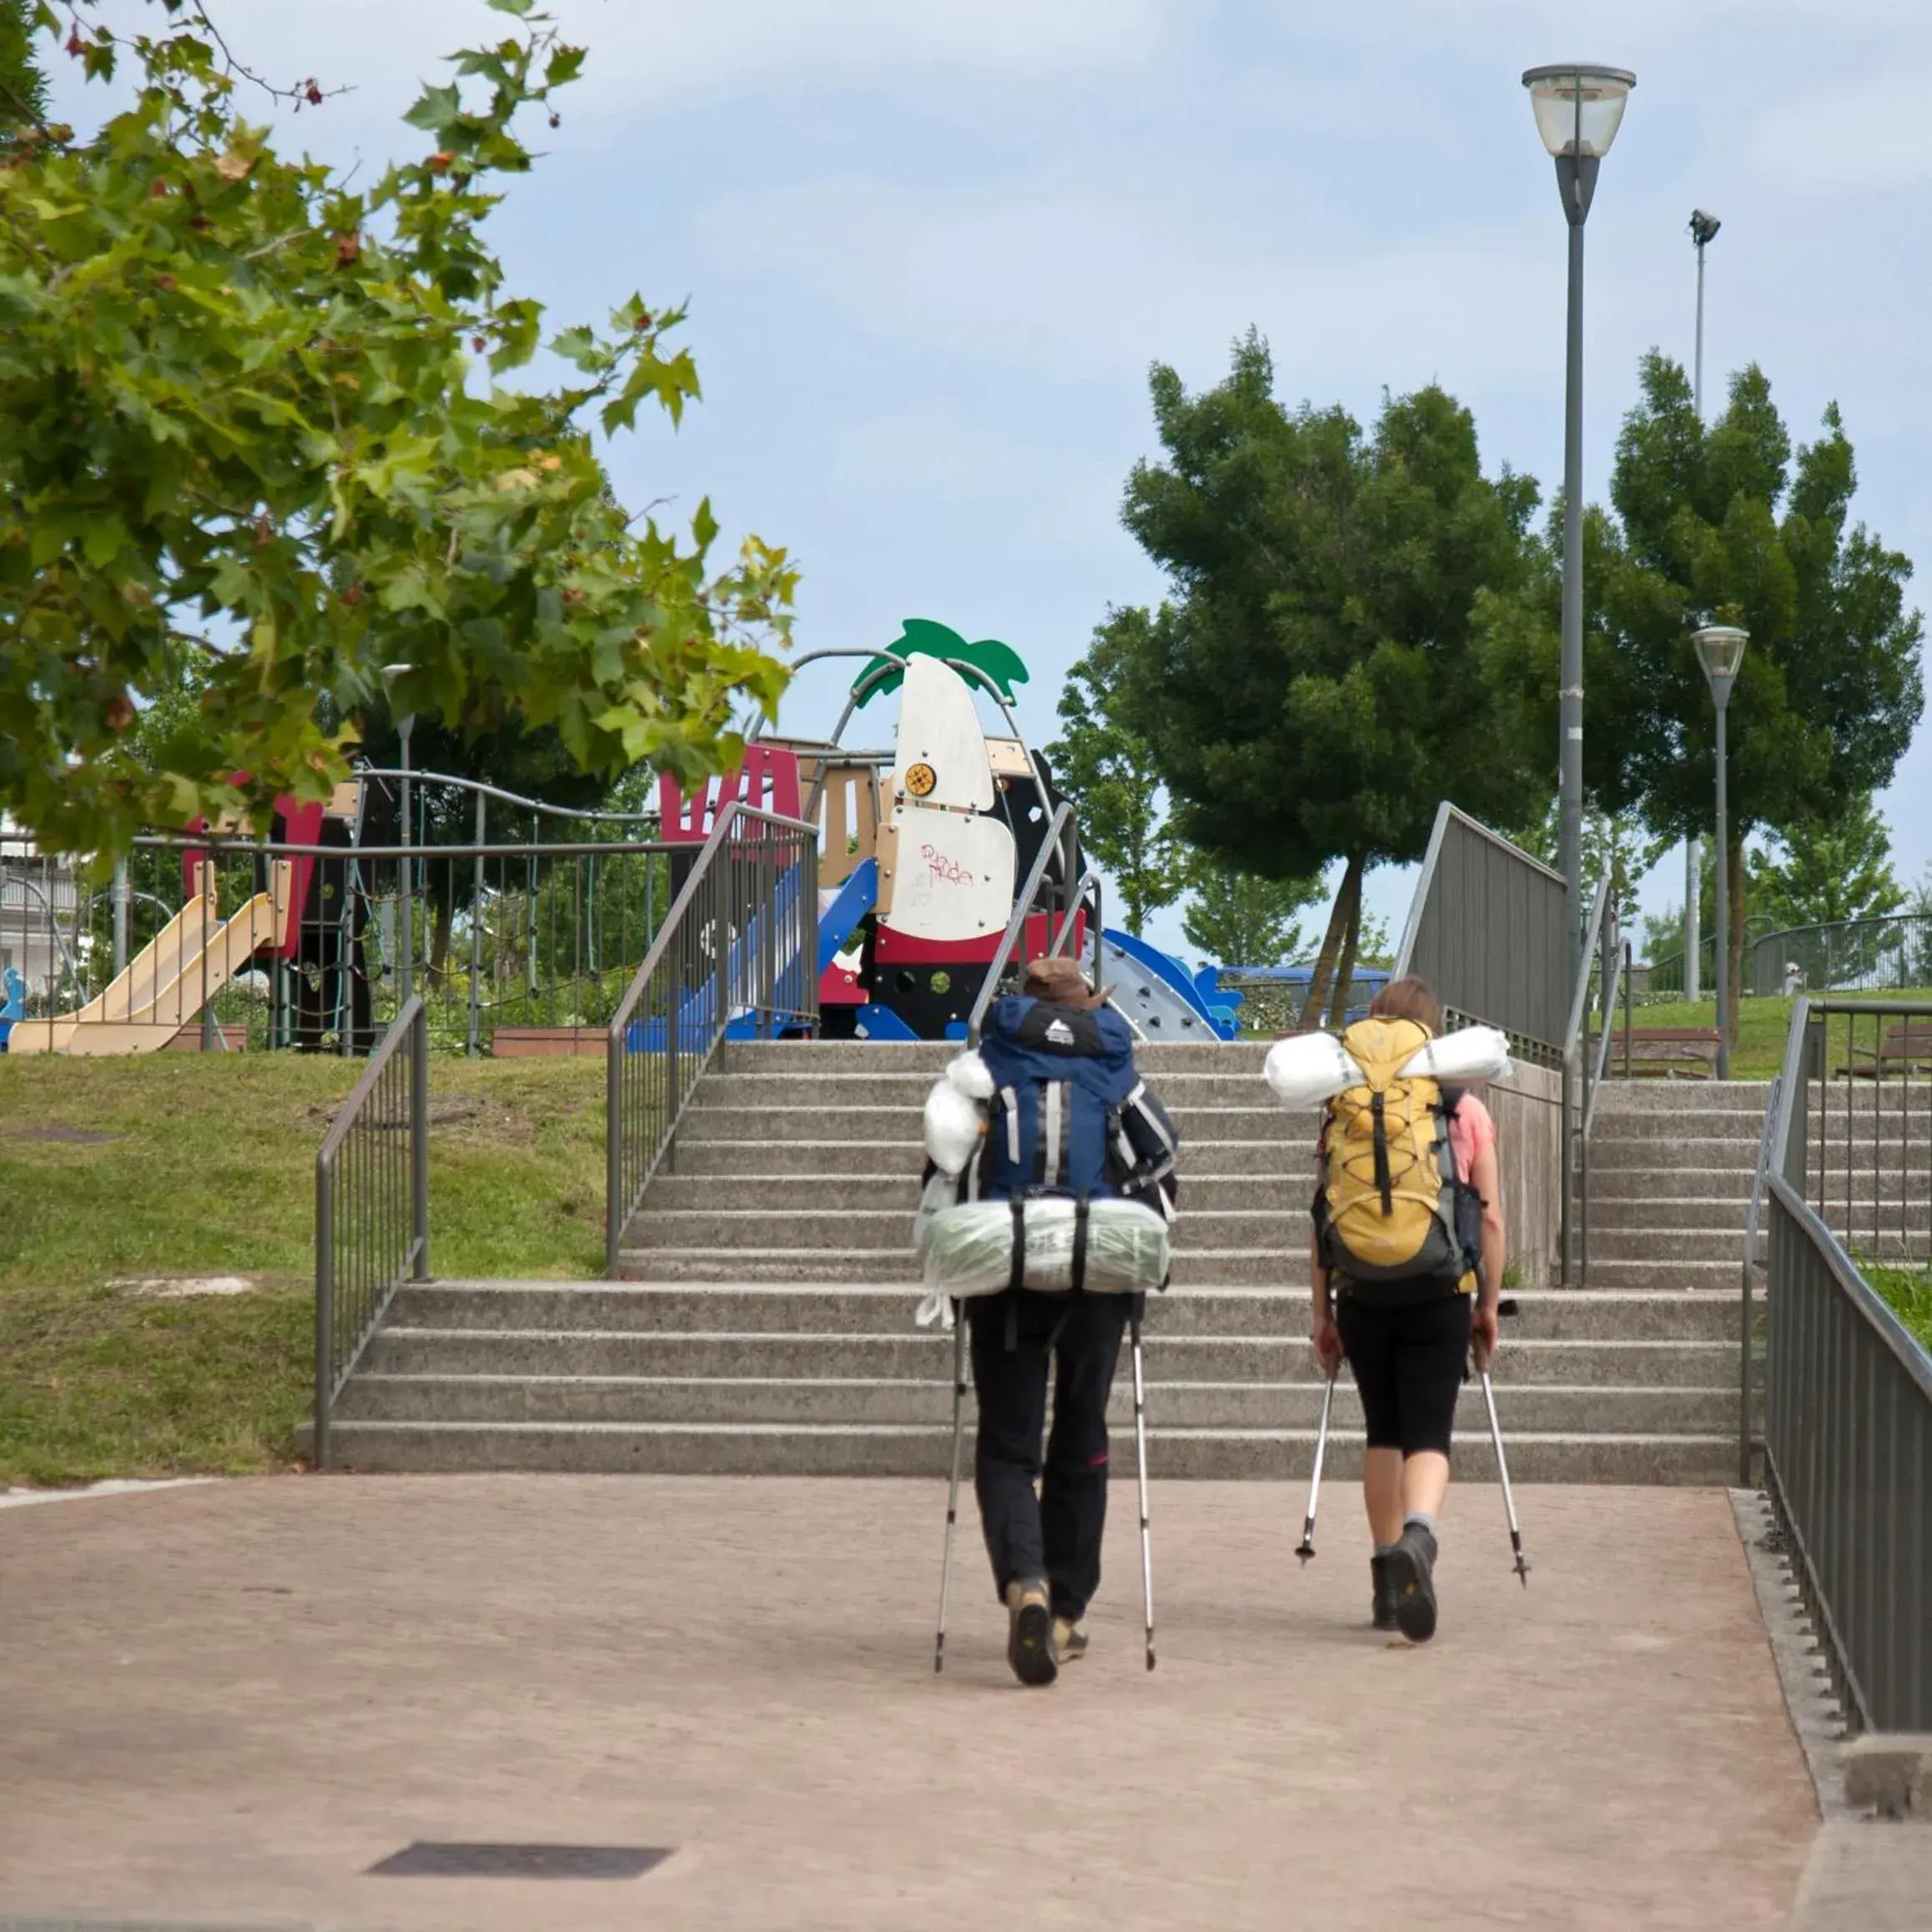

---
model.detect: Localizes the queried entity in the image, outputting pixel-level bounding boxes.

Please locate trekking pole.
[1129,1296,1156,1671]
[1296,1371,1336,1564]
[934,1308,969,1673]
[1478,1299,1531,1587]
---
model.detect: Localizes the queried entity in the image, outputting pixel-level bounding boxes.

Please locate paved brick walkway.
[0,1478,1815,1931]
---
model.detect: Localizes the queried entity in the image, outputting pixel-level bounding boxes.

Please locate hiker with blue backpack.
[916,954,1179,1687]
[1267,974,1512,1644]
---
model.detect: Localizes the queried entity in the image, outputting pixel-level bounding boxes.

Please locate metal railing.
[1751,912,1932,999]
[7,831,677,1058]
[605,802,818,1273]
[314,995,428,1468]
[1758,996,1932,1733]
[966,798,1082,1042]
[1561,879,1633,1286]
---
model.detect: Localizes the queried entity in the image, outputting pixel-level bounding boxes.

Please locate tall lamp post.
[1693,625,1748,1080]
[1685,209,1720,1001]
[382,664,415,1008]
[1522,63,1637,975]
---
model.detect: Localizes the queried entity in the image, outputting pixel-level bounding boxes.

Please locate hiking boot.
[1053,1616,1089,1663]
[1006,1578,1059,1687]
[1385,1523,1439,1643]
[1370,1554,1400,1633]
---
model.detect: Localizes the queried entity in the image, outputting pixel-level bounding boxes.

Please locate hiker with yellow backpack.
[1266,975,1509,1643]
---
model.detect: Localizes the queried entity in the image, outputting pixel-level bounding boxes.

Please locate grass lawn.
[1864,1265,1932,1356]
[0,1052,605,1487]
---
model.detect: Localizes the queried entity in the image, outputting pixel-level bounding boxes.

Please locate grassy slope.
[0,1054,604,1485]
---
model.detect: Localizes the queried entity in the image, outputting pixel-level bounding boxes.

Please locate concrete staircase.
[327,1042,1768,1482]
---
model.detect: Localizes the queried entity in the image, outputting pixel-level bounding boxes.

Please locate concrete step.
[675,1104,1306,1144]
[716,1040,1272,1075]
[319,1418,1738,1482]
[1594,1082,1770,1111]
[687,1070,1301,1110]
[1578,1228,1747,1262]
[1587,1167,1755,1200]
[1579,1259,1743,1291]
[614,1245,1323,1285]
[363,1328,1740,1387]
[664,1137,1304,1179]
[641,1172,1311,1213]
[1590,1137,1768,1169]
[404,1283,1748,1341]
[1589,1197,1751,1232]
[620,1207,1313,1252]
[1589,1119,1764,1147]
[336,1372,1739,1436]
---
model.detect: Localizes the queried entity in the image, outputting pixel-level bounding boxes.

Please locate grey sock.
[1373,1541,1400,1558]
[1403,1511,1436,1539]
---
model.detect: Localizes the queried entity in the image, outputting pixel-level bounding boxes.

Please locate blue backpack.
[970,996,1179,1219]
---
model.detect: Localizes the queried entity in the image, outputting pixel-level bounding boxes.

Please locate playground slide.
[1099,928,1240,1042]
[8,893,281,1055]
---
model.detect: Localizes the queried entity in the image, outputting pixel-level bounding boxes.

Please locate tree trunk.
[1324,864,1365,1029]
[1728,829,1747,1049]
[1300,853,1361,1029]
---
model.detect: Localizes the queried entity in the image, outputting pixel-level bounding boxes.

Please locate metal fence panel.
[1396,803,1568,1056]
[1758,996,1932,1733]
[1753,913,1932,999]
[313,995,428,1468]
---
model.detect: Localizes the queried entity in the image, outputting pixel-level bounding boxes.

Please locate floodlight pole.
[1686,211,1720,1003]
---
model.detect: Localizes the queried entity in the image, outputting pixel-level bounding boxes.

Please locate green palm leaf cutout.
[853,618,1031,707]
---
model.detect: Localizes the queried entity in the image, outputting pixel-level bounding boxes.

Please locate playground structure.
[3,627,1248,1055]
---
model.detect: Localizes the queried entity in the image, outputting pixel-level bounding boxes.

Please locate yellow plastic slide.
[9,864,289,1056]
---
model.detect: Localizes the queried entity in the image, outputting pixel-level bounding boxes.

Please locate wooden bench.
[1841,1020,1932,1080]
[1607,1027,1723,1079]
[491,1025,609,1059]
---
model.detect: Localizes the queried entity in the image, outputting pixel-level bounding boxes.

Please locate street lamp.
[1693,625,1748,1080]
[1522,62,1637,975]
[1685,209,1721,1003]
[381,663,415,1008]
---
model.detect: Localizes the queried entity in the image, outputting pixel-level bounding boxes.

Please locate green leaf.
[402,83,462,133]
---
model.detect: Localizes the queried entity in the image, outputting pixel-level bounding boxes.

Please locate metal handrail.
[314,994,428,1468]
[604,800,819,1272]
[966,799,1077,1043]
[355,768,660,827]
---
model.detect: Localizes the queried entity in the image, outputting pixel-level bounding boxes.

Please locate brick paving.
[0,1477,1816,1931]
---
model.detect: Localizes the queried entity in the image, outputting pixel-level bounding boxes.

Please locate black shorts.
[1336,1290,1472,1458]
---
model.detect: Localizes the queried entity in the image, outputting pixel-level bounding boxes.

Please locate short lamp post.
[382,663,415,1009]
[1522,63,1638,975]
[1693,625,1748,1079]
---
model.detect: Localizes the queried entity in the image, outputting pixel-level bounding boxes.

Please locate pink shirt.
[1447,1094,1497,1185]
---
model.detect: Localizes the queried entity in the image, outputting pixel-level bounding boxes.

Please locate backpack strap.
[1370,1090,1394,1213]
[1008,1197,1026,1295]
[1071,1193,1090,1293]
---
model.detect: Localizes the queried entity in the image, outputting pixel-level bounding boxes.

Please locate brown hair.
[1369,975,1443,1035]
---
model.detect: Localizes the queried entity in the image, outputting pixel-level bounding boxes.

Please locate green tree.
[1510,802,1666,919]
[1181,860,1322,969]
[0,2,794,859]
[1496,355,1923,1041]
[1045,609,1188,935]
[1746,794,1906,932]
[0,0,48,128]
[1112,332,1550,1028]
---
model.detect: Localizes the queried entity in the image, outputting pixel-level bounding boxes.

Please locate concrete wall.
[1482,1061,1563,1283]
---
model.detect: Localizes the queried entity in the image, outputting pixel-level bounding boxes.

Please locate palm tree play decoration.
[853,618,1030,707]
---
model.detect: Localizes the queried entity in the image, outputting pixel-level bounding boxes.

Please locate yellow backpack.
[1318,1017,1472,1293]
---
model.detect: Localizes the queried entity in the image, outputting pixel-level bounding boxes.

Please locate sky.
[46,0,1932,968]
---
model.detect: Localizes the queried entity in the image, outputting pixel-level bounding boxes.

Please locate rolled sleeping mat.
[1263,1031,1367,1110]
[920,1197,1170,1297]
[1396,1024,1513,1086]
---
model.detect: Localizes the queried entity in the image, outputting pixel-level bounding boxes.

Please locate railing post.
[410,1000,430,1280]
[314,1151,334,1471]
[467,791,485,1057]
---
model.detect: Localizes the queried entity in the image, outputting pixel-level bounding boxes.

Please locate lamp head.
[1522,64,1638,160]
[1693,624,1748,708]
[1689,209,1721,247]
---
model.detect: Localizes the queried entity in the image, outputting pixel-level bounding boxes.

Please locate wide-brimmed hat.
[1023,955,1109,1011]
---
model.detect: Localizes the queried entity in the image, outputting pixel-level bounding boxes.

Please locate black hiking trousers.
[967,1287,1130,1623]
